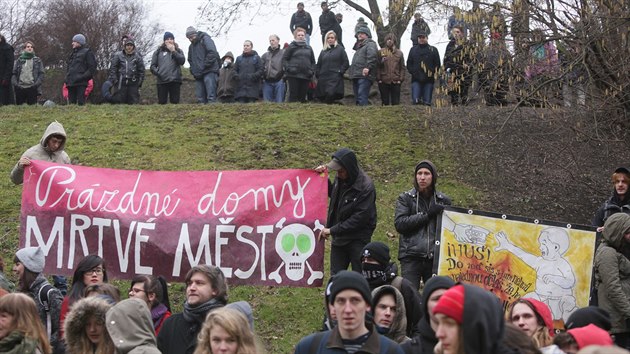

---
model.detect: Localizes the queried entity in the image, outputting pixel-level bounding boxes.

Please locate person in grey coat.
[186,26,220,103]
[151,31,185,104]
[349,26,378,106]
[234,40,263,103]
[12,41,45,105]
[107,298,161,354]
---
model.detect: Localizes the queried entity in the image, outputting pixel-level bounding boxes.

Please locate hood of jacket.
[225,301,254,330]
[331,147,360,185]
[222,51,235,61]
[413,160,438,192]
[290,40,309,49]
[371,285,407,343]
[40,121,67,152]
[461,283,505,354]
[106,298,158,353]
[602,213,630,250]
[64,297,112,353]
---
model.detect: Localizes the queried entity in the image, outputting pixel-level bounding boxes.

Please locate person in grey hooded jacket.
[10,121,71,185]
[106,298,161,354]
[150,31,185,104]
[350,26,378,106]
[186,26,220,103]
[394,160,451,291]
[315,148,377,274]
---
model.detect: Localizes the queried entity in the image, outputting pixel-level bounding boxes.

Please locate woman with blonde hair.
[0,293,52,354]
[314,30,348,104]
[194,307,262,354]
[63,296,114,354]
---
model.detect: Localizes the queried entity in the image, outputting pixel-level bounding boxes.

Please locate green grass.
[0,103,480,353]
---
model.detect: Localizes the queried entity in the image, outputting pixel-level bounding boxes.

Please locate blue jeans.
[195,72,218,103]
[262,80,286,102]
[411,81,435,105]
[352,78,372,106]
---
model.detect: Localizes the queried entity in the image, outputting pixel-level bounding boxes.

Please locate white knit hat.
[16,246,45,273]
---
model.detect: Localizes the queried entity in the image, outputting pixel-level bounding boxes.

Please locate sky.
[145,0,450,67]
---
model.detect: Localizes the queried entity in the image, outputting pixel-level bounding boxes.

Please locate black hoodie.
[326,148,377,244]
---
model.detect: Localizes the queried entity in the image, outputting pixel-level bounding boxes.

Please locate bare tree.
[0,0,46,50]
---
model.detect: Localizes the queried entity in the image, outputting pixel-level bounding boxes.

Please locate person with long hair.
[13,247,63,353]
[508,298,560,353]
[194,307,263,354]
[314,30,348,104]
[128,275,171,335]
[0,293,52,354]
[63,296,115,354]
[60,255,108,338]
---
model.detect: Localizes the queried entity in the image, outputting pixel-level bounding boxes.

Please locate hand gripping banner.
[19,161,328,287]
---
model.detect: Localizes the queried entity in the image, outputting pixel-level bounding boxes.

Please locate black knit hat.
[329,270,372,305]
[565,306,612,331]
[361,242,390,265]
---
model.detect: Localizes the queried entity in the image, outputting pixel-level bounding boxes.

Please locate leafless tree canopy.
[1,0,160,69]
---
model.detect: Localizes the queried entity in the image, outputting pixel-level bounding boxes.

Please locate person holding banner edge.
[394,160,451,291]
[315,147,377,275]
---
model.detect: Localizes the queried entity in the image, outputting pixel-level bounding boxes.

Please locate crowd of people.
[0,2,585,107]
[5,118,630,353]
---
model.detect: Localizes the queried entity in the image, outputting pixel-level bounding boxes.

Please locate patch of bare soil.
[411,105,629,226]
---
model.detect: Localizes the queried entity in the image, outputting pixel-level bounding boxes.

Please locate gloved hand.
[427,203,445,217]
[1,79,9,86]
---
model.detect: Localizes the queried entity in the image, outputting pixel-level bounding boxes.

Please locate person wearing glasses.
[128,275,172,335]
[13,246,63,353]
[59,255,108,339]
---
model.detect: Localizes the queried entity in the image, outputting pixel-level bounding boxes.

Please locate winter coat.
[372,285,409,344]
[0,272,15,292]
[29,274,63,354]
[444,39,474,77]
[594,213,630,334]
[12,54,45,89]
[11,121,71,185]
[150,44,185,84]
[326,148,377,244]
[406,44,440,83]
[294,326,404,354]
[108,50,145,86]
[0,331,43,354]
[0,41,14,82]
[593,192,630,227]
[395,160,451,260]
[349,38,378,81]
[283,41,315,80]
[315,44,348,100]
[157,313,199,354]
[187,31,220,79]
[376,45,405,84]
[261,46,285,82]
[65,46,97,87]
[234,50,263,99]
[217,55,238,98]
[64,296,113,354]
[290,10,313,35]
[319,10,337,35]
[107,298,161,354]
[410,19,431,40]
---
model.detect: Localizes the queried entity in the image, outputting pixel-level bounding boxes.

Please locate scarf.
[20,51,34,60]
[362,262,397,288]
[183,298,225,332]
[0,331,39,354]
[151,303,169,329]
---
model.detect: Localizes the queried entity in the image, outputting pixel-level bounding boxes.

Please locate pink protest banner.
[19,160,328,287]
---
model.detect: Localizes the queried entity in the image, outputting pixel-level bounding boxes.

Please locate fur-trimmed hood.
[64,296,112,353]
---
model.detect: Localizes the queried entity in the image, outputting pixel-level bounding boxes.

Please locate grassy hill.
[0,102,625,352]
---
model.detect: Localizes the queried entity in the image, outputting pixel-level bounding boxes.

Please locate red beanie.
[522,298,554,337]
[433,284,465,324]
[568,324,613,349]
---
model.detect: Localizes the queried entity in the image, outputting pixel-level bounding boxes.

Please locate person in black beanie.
[361,241,422,337]
[395,160,451,291]
[565,306,612,331]
[401,276,455,354]
[295,270,403,354]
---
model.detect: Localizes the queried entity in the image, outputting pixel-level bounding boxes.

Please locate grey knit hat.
[186,26,197,38]
[16,246,45,273]
[72,34,86,46]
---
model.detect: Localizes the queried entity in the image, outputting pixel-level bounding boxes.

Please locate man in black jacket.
[394,160,451,291]
[319,1,337,45]
[316,148,377,274]
[0,34,14,105]
[186,26,220,103]
[290,2,313,45]
[108,38,144,104]
[65,34,97,105]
